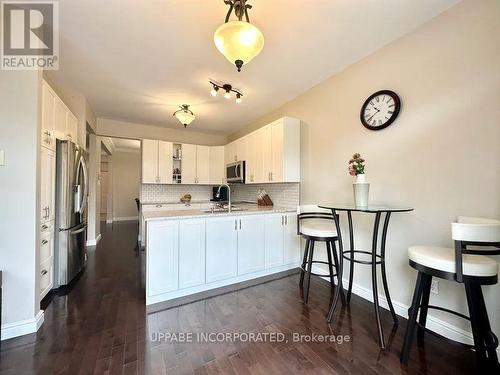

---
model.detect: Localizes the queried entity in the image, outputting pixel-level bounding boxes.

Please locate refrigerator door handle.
[75,155,89,215]
[70,224,87,235]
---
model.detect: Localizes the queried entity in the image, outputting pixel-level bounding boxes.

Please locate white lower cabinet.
[40,258,53,299]
[40,220,55,299]
[145,212,301,305]
[179,218,206,289]
[265,214,284,268]
[238,215,266,275]
[284,213,301,264]
[206,217,238,283]
[264,213,301,269]
[147,220,179,297]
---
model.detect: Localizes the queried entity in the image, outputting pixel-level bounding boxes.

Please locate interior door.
[196,145,210,184]
[181,143,197,184]
[142,139,158,183]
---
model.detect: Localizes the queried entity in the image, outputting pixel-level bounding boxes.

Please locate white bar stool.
[401,217,500,371]
[297,205,345,307]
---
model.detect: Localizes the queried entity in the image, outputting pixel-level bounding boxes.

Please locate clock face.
[360,90,401,130]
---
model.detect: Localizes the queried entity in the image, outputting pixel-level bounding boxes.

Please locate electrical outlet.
[430,280,439,294]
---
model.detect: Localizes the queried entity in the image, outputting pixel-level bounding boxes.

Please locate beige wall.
[112,150,141,220]
[229,0,500,341]
[97,118,227,146]
[0,71,42,335]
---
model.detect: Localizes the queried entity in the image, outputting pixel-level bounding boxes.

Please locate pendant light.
[214,0,264,72]
[173,105,195,128]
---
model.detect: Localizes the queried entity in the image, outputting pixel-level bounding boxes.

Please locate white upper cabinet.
[66,112,78,142]
[256,117,300,182]
[209,146,225,184]
[182,144,211,184]
[196,145,210,184]
[43,79,79,146]
[225,141,236,164]
[142,139,173,184]
[41,81,56,150]
[142,139,159,183]
[158,141,173,184]
[182,143,197,184]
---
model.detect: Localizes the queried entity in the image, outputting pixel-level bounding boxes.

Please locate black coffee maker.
[211,186,228,202]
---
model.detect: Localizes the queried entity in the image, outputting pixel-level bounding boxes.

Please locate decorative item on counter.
[257,189,273,206]
[349,153,369,208]
[180,194,192,203]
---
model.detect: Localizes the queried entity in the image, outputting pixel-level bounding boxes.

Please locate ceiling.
[49,0,461,136]
[108,138,141,152]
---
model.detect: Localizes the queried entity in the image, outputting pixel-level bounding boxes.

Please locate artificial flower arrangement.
[348,153,365,176]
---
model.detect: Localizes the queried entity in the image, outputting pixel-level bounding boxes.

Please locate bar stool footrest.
[301,260,339,278]
[342,250,383,265]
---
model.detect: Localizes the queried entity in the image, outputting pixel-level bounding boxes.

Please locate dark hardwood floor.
[0,222,479,374]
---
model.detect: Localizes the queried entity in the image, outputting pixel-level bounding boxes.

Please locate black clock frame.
[360,90,401,131]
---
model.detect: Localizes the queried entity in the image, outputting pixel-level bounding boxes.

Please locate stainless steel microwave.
[226,161,245,183]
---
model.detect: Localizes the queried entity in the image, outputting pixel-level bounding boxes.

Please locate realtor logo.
[1,1,59,70]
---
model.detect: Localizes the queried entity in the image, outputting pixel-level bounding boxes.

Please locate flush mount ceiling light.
[209,80,243,103]
[214,0,264,72]
[173,104,195,128]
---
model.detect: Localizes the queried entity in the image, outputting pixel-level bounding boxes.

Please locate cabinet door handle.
[285,216,288,225]
[41,269,48,276]
[281,216,284,225]
[41,224,48,230]
[41,239,48,245]
[235,219,237,231]
[239,219,242,230]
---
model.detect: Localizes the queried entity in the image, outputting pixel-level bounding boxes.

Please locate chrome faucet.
[216,183,231,212]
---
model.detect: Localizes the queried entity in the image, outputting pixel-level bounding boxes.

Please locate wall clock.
[360,90,401,130]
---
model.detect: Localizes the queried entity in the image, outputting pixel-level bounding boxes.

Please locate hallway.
[0,222,476,374]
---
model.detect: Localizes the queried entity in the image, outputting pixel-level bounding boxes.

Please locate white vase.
[355,174,366,183]
[353,174,369,207]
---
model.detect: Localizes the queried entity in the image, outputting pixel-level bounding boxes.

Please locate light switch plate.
[0,150,4,166]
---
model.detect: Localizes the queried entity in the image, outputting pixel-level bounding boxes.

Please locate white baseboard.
[113,216,138,222]
[1,310,44,341]
[86,233,102,247]
[313,266,499,354]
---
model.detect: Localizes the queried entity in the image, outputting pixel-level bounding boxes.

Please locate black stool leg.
[303,240,315,304]
[400,272,428,364]
[465,283,499,369]
[299,239,310,287]
[326,241,335,289]
[327,240,345,322]
[417,275,432,342]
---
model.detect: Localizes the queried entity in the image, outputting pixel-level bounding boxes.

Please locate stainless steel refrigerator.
[54,140,88,287]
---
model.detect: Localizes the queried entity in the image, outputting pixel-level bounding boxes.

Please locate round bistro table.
[318,203,414,349]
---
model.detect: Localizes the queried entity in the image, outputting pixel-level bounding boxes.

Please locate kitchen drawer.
[40,220,54,234]
[40,258,53,298]
[40,220,55,265]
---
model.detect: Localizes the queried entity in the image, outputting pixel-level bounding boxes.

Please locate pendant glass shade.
[214,20,264,71]
[174,106,195,127]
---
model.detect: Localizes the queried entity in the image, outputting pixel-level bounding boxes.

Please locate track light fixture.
[209,80,243,103]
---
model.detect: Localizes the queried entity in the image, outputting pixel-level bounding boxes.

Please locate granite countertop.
[142,203,296,221]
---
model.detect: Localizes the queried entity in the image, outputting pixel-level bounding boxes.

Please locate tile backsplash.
[141,183,300,208]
